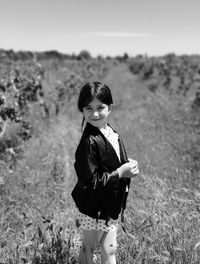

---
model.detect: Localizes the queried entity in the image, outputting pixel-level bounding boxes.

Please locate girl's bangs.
[83,94,95,107]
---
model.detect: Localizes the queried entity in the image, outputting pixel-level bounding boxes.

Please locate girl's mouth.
[91,118,101,121]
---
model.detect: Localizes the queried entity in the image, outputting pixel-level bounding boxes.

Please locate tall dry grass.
[1,57,200,263]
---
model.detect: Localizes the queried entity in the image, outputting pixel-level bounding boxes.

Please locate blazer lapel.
[107,123,128,164]
[118,136,128,164]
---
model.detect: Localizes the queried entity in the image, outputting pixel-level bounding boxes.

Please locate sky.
[0,0,200,57]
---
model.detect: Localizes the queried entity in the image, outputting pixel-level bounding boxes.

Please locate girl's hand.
[117,160,139,178]
[128,158,139,177]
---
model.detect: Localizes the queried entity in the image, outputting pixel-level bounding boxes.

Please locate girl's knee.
[102,241,117,256]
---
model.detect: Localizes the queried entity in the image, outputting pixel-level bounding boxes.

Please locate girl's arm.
[74,136,119,190]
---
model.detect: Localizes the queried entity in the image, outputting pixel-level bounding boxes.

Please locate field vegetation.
[0,49,200,263]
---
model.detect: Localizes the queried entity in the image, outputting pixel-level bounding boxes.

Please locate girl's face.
[83,97,113,129]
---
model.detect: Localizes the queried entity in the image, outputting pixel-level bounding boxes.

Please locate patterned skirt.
[76,211,118,232]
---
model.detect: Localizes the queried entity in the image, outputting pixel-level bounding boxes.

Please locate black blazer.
[71,122,131,222]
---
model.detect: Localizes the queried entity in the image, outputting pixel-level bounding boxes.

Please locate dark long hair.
[77,82,113,129]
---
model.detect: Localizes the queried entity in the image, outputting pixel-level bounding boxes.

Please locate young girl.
[71,82,139,264]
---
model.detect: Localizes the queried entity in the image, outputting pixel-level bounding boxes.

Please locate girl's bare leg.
[79,229,104,264]
[100,226,117,264]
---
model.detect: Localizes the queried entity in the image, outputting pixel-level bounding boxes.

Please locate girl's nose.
[93,111,99,117]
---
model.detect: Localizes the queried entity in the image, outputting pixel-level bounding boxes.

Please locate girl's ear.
[108,104,114,112]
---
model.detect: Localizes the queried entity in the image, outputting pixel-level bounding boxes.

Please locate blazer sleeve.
[74,136,119,190]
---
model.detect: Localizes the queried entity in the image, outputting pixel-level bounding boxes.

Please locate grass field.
[0,53,200,263]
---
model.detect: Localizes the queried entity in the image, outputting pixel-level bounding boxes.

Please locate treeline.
[0,48,130,62]
[0,49,94,61]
